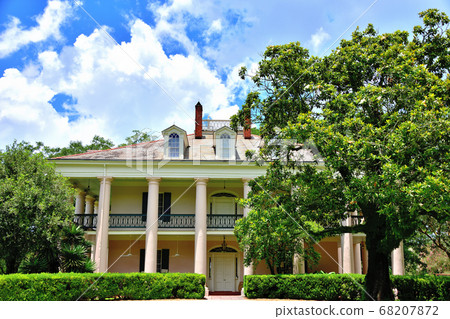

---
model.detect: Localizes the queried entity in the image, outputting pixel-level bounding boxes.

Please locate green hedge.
[0,273,205,301]
[393,275,450,301]
[244,274,450,301]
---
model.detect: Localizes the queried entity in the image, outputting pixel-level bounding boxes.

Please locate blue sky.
[0,0,449,148]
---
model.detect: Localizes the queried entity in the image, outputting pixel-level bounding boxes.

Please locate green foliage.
[392,275,450,301]
[233,9,450,300]
[18,254,49,274]
[118,129,159,147]
[244,274,365,300]
[234,162,321,274]
[0,273,205,301]
[44,135,114,158]
[59,225,94,273]
[244,274,450,301]
[0,141,75,274]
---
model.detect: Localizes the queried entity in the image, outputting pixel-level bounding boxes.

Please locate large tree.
[232,9,449,300]
[0,141,75,273]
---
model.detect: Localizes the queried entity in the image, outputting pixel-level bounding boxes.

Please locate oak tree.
[233,9,449,300]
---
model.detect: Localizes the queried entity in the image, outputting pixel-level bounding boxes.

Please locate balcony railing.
[74,214,243,230]
[207,214,243,228]
[202,119,243,131]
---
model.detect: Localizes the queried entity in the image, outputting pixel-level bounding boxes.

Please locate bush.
[244,274,364,300]
[244,274,450,301]
[0,273,205,301]
[392,275,450,301]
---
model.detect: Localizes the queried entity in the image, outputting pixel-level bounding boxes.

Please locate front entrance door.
[213,253,235,291]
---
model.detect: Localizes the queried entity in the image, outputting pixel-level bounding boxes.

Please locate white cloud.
[308,27,331,54]
[0,17,250,148]
[0,0,73,58]
[205,19,223,40]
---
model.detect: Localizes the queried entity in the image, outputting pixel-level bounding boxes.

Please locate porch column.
[353,240,362,274]
[337,241,342,273]
[362,241,369,274]
[293,240,305,274]
[91,200,98,262]
[391,241,405,275]
[94,177,113,273]
[242,178,254,276]
[75,189,86,215]
[341,215,354,273]
[194,178,208,275]
[145,177,161,273]
[85,195,95,215]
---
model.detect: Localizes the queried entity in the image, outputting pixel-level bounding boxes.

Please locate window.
[162,125,187,160]
[220,133,231,159]
[214,127,235,160]
[140,249,169,272]
[168,133,179,158]
[142,192,171,222]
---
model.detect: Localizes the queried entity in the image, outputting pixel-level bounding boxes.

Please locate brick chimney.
[243,111,251,139]
[195,102,203,139]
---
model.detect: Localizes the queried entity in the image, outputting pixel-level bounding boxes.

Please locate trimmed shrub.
[392,275,450,301]
[0,273,205,301]
[244,274,450,301]
[244,274,364,300]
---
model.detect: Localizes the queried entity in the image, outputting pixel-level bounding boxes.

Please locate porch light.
[221,236,227,251]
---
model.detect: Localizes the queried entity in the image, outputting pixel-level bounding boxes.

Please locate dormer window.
[168,133,180,158]
[162,125,188,159]
[220,133,231,159]
[214,126,236,160]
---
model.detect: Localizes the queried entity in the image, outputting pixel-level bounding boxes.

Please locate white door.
[214,254,235,291]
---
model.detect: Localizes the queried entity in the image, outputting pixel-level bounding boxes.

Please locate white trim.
[162,125,188,160]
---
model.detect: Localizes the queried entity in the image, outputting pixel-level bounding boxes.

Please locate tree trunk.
[361,203,394,301]
[364,246,394,300]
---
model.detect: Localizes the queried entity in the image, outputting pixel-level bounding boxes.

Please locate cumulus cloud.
[308,27,331,54]
[0,0,73,58]
[0,16,248,148]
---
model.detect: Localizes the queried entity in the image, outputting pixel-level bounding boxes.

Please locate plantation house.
[52,102,405,293]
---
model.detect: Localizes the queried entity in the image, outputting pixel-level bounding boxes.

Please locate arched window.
[220,133,231,159]
[168,133,179,158]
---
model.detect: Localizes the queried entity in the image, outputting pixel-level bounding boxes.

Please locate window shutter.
[157,249,162,273]
[162,192,171,222]
[158,193,164,216]
[139,249,145,272]
[161,249,169,271]
[142,192,148,222]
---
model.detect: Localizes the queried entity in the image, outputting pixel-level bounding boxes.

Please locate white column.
[392,241,405,275]
[145,177,161,273]
[362,242,369,274]
[242,178,254,276]
[341,215,354,273]
[353,241,362,274]
[94,200,98,214]
[194,178,208,275]
[85,195,95,215]
[75,189,86,215]
[337,241,342,274]
[91,200,98,262]
[293,240,305,274]
[94,176,113,273]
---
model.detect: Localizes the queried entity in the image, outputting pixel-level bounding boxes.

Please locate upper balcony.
[202,120,243,132]
[74,213,243,230]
